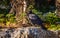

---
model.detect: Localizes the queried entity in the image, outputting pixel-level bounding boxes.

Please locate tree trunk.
[56,0,60,17]
[10,0,24,17]
[9,0,27,25]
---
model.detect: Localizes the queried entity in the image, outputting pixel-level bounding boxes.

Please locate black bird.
[27,10,47,30]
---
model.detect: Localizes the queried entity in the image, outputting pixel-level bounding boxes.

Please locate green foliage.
[28,5,34,9]
[6,14,16,23]
[32,9,46,21]
[0,14,4,18]
[5,13,16,26]
[0,14,5,23]
[32,9,43,17]
[0,18,5,23]
[48,24,60,31]
[43,12,60,24]
[6,14,15,18]
[0,13,16,26]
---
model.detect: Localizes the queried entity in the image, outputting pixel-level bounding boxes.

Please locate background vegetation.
[0,0,60,31]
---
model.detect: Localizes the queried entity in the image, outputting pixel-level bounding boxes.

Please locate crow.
[27,10,47,30]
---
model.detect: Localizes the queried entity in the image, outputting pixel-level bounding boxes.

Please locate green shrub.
[43,12,60,24]
[6,14,14,18]
[32,9,43,18]
[0,14,4,17]
[0,14,5,23]
[6,13,16,23]
[48,24,60,31]
[0,18,5,23]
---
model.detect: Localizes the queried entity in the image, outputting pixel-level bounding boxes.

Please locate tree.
[56,0,60,17]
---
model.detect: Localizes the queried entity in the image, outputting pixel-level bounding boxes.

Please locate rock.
[0,27,58,38]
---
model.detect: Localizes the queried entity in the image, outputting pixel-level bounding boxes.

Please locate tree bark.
[9,0,27,25]
[56,0,60,17]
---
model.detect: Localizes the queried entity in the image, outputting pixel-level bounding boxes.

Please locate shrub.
[0,18,5,23]
[43,12,60,24]
[0,14,4,17]
[5,13,16,26]
[6,14,15,18]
